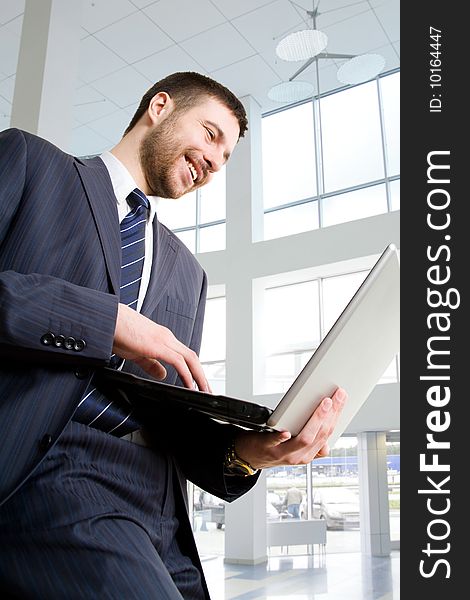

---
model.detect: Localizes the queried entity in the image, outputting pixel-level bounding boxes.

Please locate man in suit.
[0,71,346,598]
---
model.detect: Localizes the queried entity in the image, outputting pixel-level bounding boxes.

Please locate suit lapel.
[74,156,179,312]
[74,157,121,295]
[141,218,179,316]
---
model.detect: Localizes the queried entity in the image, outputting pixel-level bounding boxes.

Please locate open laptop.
[97,243,399,445]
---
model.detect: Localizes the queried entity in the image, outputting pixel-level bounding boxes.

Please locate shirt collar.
[99,150,158,222]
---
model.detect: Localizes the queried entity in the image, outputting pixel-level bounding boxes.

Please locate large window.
[321,81,384,192]
[262,102,317,209]
[387,431,400,546]
[257,263,399,395]
[380,72,400,177]
[261,70,400,240]
[157,167,226,254]
[199,290,226,394]
[266,431,400,555]
[266,436,361,556]
[158,72,399,247]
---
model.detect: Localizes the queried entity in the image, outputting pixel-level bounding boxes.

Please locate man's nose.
[204,148,224,173]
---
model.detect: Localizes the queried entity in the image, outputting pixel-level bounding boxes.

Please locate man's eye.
[205,127,215,140]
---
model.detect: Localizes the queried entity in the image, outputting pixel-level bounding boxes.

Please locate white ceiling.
[0,0,399,157]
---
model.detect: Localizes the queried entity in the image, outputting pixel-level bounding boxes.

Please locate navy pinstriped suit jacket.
[0,128,257,586]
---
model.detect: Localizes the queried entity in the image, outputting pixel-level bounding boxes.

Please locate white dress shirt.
[99,151,158,313]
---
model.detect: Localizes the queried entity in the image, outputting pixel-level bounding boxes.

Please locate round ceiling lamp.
[276,29,328,61]
[337,53,386,85]
[268,81,315,103]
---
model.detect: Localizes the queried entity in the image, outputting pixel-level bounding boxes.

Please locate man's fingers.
[287,388,347,461]
[150,344,209,392]
[114,305,210,392]
[154,331,210,392]
[294,396,334,445]
[135,357,167,380]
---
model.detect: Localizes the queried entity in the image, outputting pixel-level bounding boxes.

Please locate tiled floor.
[201,551,400,600]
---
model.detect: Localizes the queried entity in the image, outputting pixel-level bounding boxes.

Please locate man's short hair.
[124,71,248,138]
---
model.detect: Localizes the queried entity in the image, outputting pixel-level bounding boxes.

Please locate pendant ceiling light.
[276,29,328,61]
[337,53,386,85]
[268,2,385,104]
[268,80,315,103]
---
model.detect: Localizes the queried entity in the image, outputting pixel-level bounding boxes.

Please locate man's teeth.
[185,158,197,182]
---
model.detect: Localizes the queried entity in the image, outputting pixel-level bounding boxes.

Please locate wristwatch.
[224,440,259,477]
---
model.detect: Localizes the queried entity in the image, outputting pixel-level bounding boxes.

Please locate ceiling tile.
[0,0,399,155]
[78,35,127,83]
[211,54,281,103]
[0,115,11,132]
[0,114,11,130]
[0,94,11,123]
[90,65,152,108]
[323,10,390,55]
[69,123,112,156]
[261,49,302,83]
[128,0,159,8]
[0,0,24,25]
[211,0,276,21]
[144,0,226,43]
[0,74,15,103]
[94,11,173,63]
[232,0,303,55]
[293,0,369,16]
[0,25,21,76]
[180,22,256,72]
[316,1,373,28]
[3,13,23,36]
[374,0,400,42]
[87,108,132,144]
[369,42,400,73]
[73,84,120,124]
[81,0,138,34]
[133,44,208,81]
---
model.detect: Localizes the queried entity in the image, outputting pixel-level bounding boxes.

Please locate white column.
[357,431,391,556]
[223,95,268,565]
[225,94,264,250]
[10,0,81,150]
[223,94,265,401]
[224,472,268,565]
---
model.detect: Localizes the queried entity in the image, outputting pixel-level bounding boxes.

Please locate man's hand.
[234,387,347,470]
[113,303,210,392]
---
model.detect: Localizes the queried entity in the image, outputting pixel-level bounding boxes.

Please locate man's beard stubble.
[139,110,206,199]
[139,110,182,199]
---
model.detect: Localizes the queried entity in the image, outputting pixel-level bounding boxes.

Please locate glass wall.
[158,71,399,250]
[266,436,361,555]
[157,166,226,254]
[258,265,399,395]
[199,292,226,394]
[266,431,400,555]
[387,432,400,546]
[185,72,400,559]
[261,71,400,239]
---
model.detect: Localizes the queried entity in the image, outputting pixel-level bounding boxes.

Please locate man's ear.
[148,92,173,124]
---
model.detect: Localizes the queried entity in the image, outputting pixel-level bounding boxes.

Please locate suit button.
[75,368,90,379]
[64,336,76,350]
[40,332,55,346]
[73,339,86,352]
[54,334,66,348]
[39,434,53,451]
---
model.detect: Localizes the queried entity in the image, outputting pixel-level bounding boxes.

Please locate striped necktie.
[73,188,150,436]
